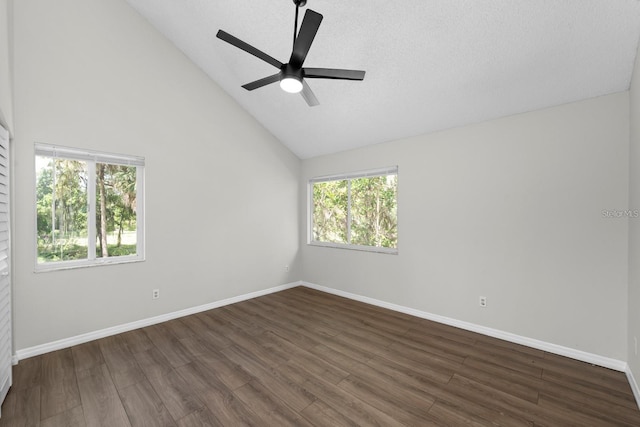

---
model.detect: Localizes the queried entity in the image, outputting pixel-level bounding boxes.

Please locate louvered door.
[0,124,10,416]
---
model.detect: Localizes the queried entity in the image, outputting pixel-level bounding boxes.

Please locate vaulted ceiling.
[126,0,640,159]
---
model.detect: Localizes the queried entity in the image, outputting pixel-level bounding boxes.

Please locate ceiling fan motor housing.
[282,63,303,81]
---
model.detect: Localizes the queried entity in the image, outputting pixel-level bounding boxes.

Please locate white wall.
[8,0,633,367]
[629,41,640,383]
[11,0,300,351]
[301,93,629,360]
[0,0,13,132]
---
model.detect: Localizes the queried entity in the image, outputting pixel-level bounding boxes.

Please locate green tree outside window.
[312,170,397,250]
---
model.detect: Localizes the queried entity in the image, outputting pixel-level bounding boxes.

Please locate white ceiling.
[125,0,640,159]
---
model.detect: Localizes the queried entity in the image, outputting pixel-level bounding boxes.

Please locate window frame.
[34,143,145,272]
[308,166,398,254]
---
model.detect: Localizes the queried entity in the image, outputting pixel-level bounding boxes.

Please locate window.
[310,167,398,253]
[35,144,144,271]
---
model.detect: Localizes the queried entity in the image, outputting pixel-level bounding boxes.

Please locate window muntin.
[310,167,397,253]
[35,144,144,271]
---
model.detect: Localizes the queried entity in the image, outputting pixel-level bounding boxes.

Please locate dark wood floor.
[1,286,639,426]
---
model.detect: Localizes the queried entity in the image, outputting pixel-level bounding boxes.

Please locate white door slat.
[0,123,11,415]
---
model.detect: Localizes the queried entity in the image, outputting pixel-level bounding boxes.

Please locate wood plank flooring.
[1,286,639,426]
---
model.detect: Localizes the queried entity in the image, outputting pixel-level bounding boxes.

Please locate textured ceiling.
[125,0,640,159]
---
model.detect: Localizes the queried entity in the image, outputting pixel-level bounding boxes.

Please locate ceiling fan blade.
[301,80,319,107]
[289,9,323,68]
[303,68,365,81]
[217,30,283,69]
[242,73,282,91]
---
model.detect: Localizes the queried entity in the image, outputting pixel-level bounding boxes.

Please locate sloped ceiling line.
[126,0,640,159]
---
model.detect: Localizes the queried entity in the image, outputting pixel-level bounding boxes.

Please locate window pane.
[36,157,88,262]
[350,174,397,248]
[313,180,348,244]
[95,163,137,258]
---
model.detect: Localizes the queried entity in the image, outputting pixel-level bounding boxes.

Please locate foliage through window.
[35,144,144,270]
[311,167,398,252]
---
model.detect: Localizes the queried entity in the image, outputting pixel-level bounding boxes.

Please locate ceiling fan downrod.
[293,0,307,49]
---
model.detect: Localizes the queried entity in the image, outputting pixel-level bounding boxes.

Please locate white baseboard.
[627,366,640,410]
[10,279,631,376]
[13,281,301,362]
[301,281,628,372]
[9,279,640,409]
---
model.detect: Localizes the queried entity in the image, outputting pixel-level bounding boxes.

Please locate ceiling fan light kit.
[280,77,303,93]
[216,0,365,106]
[280,64,304,93]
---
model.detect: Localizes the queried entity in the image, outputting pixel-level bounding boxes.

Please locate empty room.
[2,0,640,425]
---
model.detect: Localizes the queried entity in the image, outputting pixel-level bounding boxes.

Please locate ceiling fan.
[216,0,365,107]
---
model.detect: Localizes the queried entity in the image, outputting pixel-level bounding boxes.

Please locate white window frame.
[308,166,398,254]
[34,143,145,272]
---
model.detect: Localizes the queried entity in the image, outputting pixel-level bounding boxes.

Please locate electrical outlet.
[479,296,487,307]
[284,265,290,272]
[152,289,160,300]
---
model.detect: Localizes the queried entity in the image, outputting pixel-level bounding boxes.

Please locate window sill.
[308,241,398,255]
[34,255,144,273]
